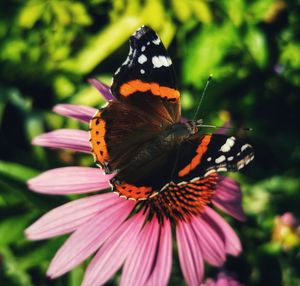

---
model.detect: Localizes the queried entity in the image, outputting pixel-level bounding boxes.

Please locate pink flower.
[272,212,300,250]
[25,79,246,286]
[202,271,244,286]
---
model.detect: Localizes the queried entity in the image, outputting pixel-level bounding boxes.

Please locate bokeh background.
[1,0,300,285]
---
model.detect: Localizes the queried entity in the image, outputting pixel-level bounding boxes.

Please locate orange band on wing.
[114,181,152,201]
[119,79,180,100]
[178,135,212,177]
[89,110,109,165]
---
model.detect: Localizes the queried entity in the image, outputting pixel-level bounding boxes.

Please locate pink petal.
[145,219,172,286]
[88,78,116,101]
[212,176,245,221]
[190,215,226,266]
[32,129,90,153]
[176,220,204,286]
[47,199,134,278]
[215,272,243,286]
[82,212,145,286]
[203,278,215,286]
[53,104,97,123]
[28,167,114,195]
[280,212,297,227]
[203,207,242,256]
[120,217,160,286]
[25,193,119,240]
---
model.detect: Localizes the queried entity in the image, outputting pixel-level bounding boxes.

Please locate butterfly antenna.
[196,123,253,132]
[192,74,213,122]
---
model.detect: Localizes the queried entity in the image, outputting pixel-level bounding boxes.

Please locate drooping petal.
[28,167,114,195]
[47,199,134,278]
[190,215,226,266]
[203,207,242,256]
[212,176,245,221]
[82,212,144,286]
[32,129,91,153]
[203,272,244,286]
[215,272,243,286]
[88,78,116,101]
[176,220,204,286]
[146,219,172,286]
[120,217,160,286]
[53,104,97,123]
[25,193,119,240]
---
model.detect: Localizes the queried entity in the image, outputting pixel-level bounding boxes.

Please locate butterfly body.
[89,25,254,208]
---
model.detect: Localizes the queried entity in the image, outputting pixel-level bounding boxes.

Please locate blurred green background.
[0,0,300,285]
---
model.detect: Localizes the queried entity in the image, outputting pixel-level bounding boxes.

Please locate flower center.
[139,172,218,222]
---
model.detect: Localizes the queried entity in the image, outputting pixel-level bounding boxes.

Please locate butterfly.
[89,25,254,207]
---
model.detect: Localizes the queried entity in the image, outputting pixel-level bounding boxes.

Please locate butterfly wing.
[110,134,254,201]
[111,25,180,123]
[90,101,163,172]
[90,26,180,173]
[174,134,254,181]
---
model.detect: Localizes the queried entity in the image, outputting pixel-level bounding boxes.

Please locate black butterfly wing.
[90,26,180,173]
[174,134,254,181]
[111,25,180,123]
[143,134,254,219]
[110,133,254,201]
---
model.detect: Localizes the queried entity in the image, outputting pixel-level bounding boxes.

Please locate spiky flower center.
[139,173,218,222]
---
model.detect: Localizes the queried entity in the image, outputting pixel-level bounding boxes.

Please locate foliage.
[1,0,300,285]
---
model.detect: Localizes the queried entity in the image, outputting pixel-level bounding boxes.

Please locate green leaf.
[69,265,85,286]
[0,161,38,183]
[70,83,106,106]
[171,0,192,23]
[60,17,143,74]
[18,1,44,29]
[53,75,76,99]
[190,0,212,24]
[142,0,165,29]
[183,24,237,87]
[247,0,277,23]
[17,239,64,270]
[245,26,268,68]
[221,0,245,26]
[0,214,34,247]
[0,247,34,286]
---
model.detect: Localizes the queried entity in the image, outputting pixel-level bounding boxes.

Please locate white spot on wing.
[152,55,172,68]
[220,137,235,152]
[241,144,251,151]
[152,37,161,45]
[152,56,161,68]
[140,69,145,74]
[149,192,159,198]
[228,156,234,161]
[141,46,146,52]
[215,155,226,164]
[217,167,227,172]
[114,67,121,75]
[138,54,147,64]
[238,163,245,170]
[207,157,212,161]
[178,181,187,186]
[160,183,169,191]
[204,169,217,176]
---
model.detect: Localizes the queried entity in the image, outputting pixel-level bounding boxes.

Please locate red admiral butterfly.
[90,26,254,210]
